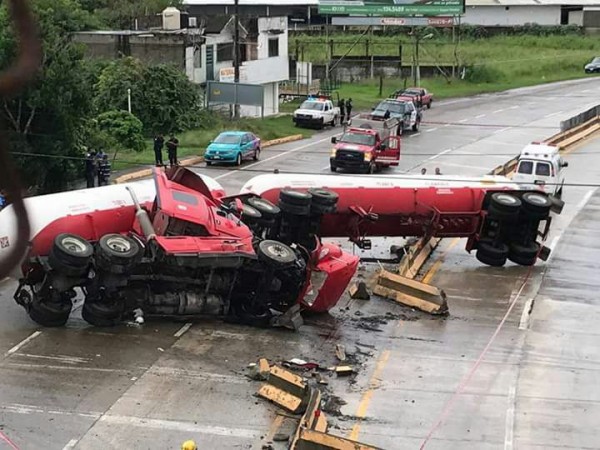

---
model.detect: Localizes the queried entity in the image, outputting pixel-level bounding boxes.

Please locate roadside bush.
[462,64,504,83]
[96,110,146,153]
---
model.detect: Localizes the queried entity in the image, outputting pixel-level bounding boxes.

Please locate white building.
[186,15,289,117]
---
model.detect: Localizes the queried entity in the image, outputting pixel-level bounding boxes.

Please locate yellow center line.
[348,350,391,441]
[421,237,460,285]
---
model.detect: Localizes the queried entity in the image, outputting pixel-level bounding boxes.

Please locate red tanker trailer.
[240,173,561,267]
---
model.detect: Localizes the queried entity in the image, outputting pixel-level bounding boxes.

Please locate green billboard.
[318,0,464,16]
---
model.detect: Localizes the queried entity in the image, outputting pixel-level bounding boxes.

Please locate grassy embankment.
[112,115,313,172]
[283,34,600,110]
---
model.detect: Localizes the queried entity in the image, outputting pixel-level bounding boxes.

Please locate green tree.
[96,110,146,154]
[0,0,99,193]
[94,57,203,134]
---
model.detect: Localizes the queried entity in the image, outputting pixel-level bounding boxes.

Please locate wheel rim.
[60,237,88,254]
[526,194,548,206]
[495,194,518,205]
[106,236,132,253]
[266,243,292,259]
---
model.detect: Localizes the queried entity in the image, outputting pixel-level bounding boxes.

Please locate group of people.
[337,98,353,124]
[421,167,442,176]
[153,134,180,168]
[85,150,112,188]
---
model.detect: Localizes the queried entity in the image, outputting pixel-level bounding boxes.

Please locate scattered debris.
[335,344,346,362]
[271,304,304,330]
[321,395,347,417]
[257,365,309,413]
[284,359,321,371]
[157,347,164,352]
[273,433,290,442]
[356,342,375,349]
[349,282,371,300]
[334,366,354,377]
[248,358,271,381]
[133,308,144,324]
[374,269,449,315]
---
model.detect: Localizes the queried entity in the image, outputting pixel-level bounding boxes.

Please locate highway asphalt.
[0,77,599,449]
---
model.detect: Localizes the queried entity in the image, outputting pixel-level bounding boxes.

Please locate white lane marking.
[493,109,505,114]
[425,127,438,133]
[509,105,519,110]
[475,114,486,118]
[410,133,421,138]
[4,362,148,373]
[99,414,260,439]
[458,118,468,123]
[62,439,79,450]
[582,89,592,93]
[439,162,490,171]
[14,353,91,364]
[519,298,535,330]
[504,383,517,450]
[443,123,451,127]
[2,403,102,419]
[546,188,596,264]
[544,111,563,118]
[424,148,452,163]
[214,134,340,180]
[174,322,192,338]
[494,127,513,134]
[5,331,41,357]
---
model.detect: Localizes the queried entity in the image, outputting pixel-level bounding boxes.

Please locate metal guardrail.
[560,105,600,132]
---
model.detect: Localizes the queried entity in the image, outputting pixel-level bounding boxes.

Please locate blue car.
[204,131,261,166]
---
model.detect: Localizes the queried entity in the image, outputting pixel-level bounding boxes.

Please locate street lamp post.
[413,32,433,87]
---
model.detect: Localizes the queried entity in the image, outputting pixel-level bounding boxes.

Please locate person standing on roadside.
[435,167,442,175]
[166,135,179,168]
[98,154,112,186]
[153,133,165,167]
[85,149,97,188]
[338,98,345,125]
[345,98,353,123]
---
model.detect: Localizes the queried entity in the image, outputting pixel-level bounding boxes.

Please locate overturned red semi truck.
[0,169,560,329]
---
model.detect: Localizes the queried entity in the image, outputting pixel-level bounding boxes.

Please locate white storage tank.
[162,7,181,30]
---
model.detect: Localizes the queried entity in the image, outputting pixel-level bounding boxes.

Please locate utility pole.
[127,88,132,114]
[233,0,240,119]
[415,35,420,86]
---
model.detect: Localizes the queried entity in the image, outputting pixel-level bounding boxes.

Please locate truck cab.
[329,125,400,174]
[513,143,568,197]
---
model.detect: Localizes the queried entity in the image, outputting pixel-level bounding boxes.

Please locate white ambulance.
[513,142,568,197]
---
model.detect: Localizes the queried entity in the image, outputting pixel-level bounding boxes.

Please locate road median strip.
[114,133,305,184]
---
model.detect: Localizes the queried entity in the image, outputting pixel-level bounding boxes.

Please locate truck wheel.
[279,189,312,206]
[475,240,508,267]
[365,163,375,174]
[241,204,262,225]
[521,192,552,220]
[247,197,280,220]
[319,119,324,130]
[258,240,298,268]
[488,193,521,218]
[206,161,212,166]
[308,188,338,206]
[232,302,272,328]
[330,165,337,172]
[279,201,311,216]
[51,233,93,268]
[96,234,141,272]
[28,294,72,327]
[412,120,420,132]
[508,242,539,266]
[427,101,431,109]
[331,116,337,127]
[82,300,121,327]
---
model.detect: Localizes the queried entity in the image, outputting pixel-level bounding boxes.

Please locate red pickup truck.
[394,87,433,109]
[330,121,401,174]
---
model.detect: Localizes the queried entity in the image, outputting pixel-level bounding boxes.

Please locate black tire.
[51,233,93,267]
[235,153,242,166]
[330,165,337,172]
[82,300,121,327]
[97,234,141,266]
[279,201,311,216]
[253,148,260,161]
[365,163,375,174]
[412,120,420,132]
[28,297,72,327]
[318,119,324,130]
[48,251,89,277]
[279,189,312,206]
[508,242,539,266]
[488,192,521,218]
[521,192,552,219]
[206,161,212,166]
[308,188,338,206]
[257,240,298,268]
[247,197,280,219]
[476,240,508,267]
[311,202,336,215]
[241,204,262,220]
[232,302,272,327]
[427,102,431,109]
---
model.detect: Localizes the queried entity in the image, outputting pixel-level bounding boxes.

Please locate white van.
[513,143,568,197]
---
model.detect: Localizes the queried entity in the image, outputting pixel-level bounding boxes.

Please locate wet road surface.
[1,78,600,449]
